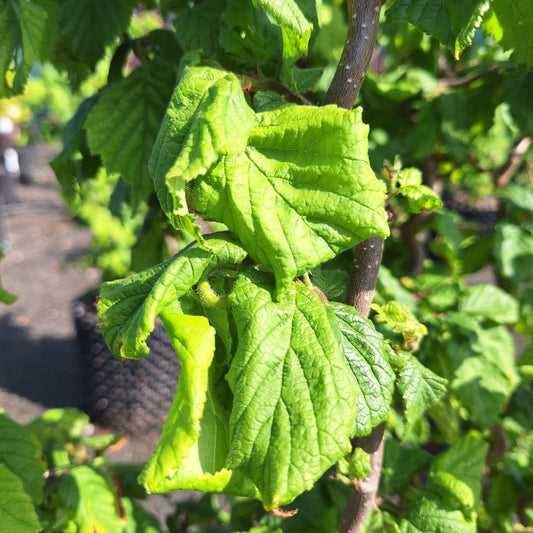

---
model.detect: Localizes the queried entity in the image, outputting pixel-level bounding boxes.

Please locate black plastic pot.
[72,298,179,435]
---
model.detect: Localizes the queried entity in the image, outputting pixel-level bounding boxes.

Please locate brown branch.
[339,423,386,533]
[323,1,387,532]
[324,0,383,107]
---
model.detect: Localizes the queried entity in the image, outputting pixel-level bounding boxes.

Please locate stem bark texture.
[324,1,386,532]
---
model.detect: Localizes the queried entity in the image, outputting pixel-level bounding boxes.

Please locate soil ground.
[0,144,186,527]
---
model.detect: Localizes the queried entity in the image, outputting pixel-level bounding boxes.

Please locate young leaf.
[397,184,442,213]
[98,233,247,359]
[86,62,177,207]
[56,465,126,533]
[0,412,45,505]
[190,103,389,293]
[0,464,42,533]
[328,302,395,436]
[395,351,447,431]
[141,312,258,497]
[226,271,358,509]
[387,0,489,58]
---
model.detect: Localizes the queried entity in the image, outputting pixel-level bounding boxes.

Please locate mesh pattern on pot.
[72,300,180,435]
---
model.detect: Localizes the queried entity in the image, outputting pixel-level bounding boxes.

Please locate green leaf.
[494,222,533,284]
[0,0,51,96]
[396,351,447,430]
[400,496,476,533]
[328,302,395,436]
[365,509,402,533]
[86,62,177,207]
[141,312,257,497]
[56,465,125,533]
[189,101,389,293]
[149,66,255,236]
[0,464,41,533]
[55,0,137,78]
[27,408,90,447]
[451,324,518,428]
[310,267,349,300]
[50,95,100,210]
[338,448,371,480]
[397,184,442,213]
[486,0,533,66]
[459,284,519,324]
[0,412,45,505]
[372,301,427,348]
[226,271,358,508]
[496,186,533,213]
[220,0,283,77]
[381,438,432,494]
[98,233,247,359]
[429,435,488,510]
[254,0,314,83]
[173,0,226,58]
[387,0,489,58]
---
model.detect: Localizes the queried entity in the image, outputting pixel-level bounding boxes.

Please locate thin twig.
[323,1,387,532]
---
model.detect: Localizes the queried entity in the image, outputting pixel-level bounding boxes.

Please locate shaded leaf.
[220,0,283,77]
[55,0,137,80]
[0,0,50,96]
[381,438,432,494]
[173,0,226,58]
[387,0,489,57]
[86,62,177,207]
[50,95,100,210]
[486,0,533,66]
[254,0,314,83]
